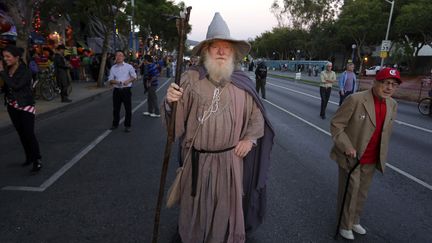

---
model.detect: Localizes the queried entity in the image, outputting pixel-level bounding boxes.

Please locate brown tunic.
[172,70,264,243]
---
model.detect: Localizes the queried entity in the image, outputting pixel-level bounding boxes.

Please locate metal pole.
[131,0,136,55]
[113,19,116,50]
[380,0,395,67]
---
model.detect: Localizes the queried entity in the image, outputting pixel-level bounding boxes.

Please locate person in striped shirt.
[1,45,42,172]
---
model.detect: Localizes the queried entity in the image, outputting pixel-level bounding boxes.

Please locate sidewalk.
[0,82,111,133]
[267,70,425,102]
[268,70,322,84]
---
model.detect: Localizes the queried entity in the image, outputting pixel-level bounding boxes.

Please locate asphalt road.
[0,73,431,243]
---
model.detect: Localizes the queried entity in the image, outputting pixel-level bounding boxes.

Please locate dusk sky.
[175,0,279,41]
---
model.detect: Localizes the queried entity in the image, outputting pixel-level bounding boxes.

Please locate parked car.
[365,65,381,76]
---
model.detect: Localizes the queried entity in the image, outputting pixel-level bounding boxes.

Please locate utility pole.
[380,0,395,67]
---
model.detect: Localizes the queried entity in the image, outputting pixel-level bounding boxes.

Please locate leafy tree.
[251,27,307,60]
[2,0,34,62]
[71,0,127,87]
[335,0,387,74]
[305,22,342,61]
[134,0,185,52]
[394,0,432,73]
[270,0,341,29]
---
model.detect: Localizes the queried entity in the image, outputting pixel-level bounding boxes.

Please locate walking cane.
[151,7,191,243]
[334,155,360,240]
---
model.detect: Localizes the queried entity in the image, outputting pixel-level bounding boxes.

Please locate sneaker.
[150,113,161,118]
[352,224,367,235]
[110,125,118,130]
[124,127,131,133]
[339,229,355,240]
[30,160,42,173]
[142,111,151,116]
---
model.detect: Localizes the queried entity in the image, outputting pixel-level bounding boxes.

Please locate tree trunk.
[356,47,363,76]
[5,0,33,63]
[97,30,110,87]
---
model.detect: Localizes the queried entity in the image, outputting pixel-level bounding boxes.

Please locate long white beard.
[204,54,234,82]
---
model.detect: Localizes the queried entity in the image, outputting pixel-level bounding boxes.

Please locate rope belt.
[190,145,236,197]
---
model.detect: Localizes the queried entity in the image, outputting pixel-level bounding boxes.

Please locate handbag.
[166,166,184,208]
[166,123,202,208]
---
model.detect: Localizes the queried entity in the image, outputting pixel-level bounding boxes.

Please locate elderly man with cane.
[330,68,401,240]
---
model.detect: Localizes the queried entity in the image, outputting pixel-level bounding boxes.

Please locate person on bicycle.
[330,67,402,240]
[53,45,72,103]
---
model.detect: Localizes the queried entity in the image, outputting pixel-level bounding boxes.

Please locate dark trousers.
[320,87,332,116]
[166,68,171,78]
[256,78,266,99]
[112,88,132,127]
[7,105,41,164]
[71,68,80,81]
[147,86,160,115]
[339,90,353,106]
[59,78,71,100]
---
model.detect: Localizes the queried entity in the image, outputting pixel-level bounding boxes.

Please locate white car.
[365,66,381,76]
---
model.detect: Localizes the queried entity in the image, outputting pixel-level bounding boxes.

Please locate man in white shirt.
[108,50,137,132]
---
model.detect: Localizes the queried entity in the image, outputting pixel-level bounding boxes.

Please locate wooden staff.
[152,6,191,243]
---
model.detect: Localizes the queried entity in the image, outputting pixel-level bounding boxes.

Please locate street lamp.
[296,49,300,60]
[380,0,395,67]
[351,44,356,64]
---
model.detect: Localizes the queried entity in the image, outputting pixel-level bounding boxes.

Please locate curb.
[0,88,112,135]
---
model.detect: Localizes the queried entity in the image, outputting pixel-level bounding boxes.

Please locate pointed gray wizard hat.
[192,12,251,57]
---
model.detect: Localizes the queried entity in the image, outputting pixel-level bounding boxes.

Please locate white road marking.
[2,79,171,192]
[264,99,432,192]
[267,80,432,134]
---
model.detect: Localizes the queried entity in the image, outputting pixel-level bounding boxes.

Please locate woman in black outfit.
[1,45,42,172]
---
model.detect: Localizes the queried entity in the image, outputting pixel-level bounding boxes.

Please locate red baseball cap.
[375,67,402,84]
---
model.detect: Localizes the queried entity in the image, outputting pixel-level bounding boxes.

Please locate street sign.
[380,51,388,58]
[381,40,391,52]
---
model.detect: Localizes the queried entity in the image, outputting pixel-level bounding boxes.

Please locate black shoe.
[110,125,118,130]
[124,127,131,133]
[62,98,72,103]
[320,115,326,119]
[21,161,32,167]
[31,161,42,172]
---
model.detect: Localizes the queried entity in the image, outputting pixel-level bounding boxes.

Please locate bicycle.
[32,66,72,101]
[418,90,432,116]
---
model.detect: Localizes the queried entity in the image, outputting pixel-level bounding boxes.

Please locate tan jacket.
[330,89,398,173]
[320,70,336,88]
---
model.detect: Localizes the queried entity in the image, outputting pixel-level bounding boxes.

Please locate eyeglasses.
[380,80,400,88]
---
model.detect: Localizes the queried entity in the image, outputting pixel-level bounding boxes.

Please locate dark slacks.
[339,90,353,106]
[319,86,332,117]
[147,86,160,115]
[7,105,41,163]
[57,72,71,100]
[337,164,375,230]
[256,78,266,99]
[112,88,132,127]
